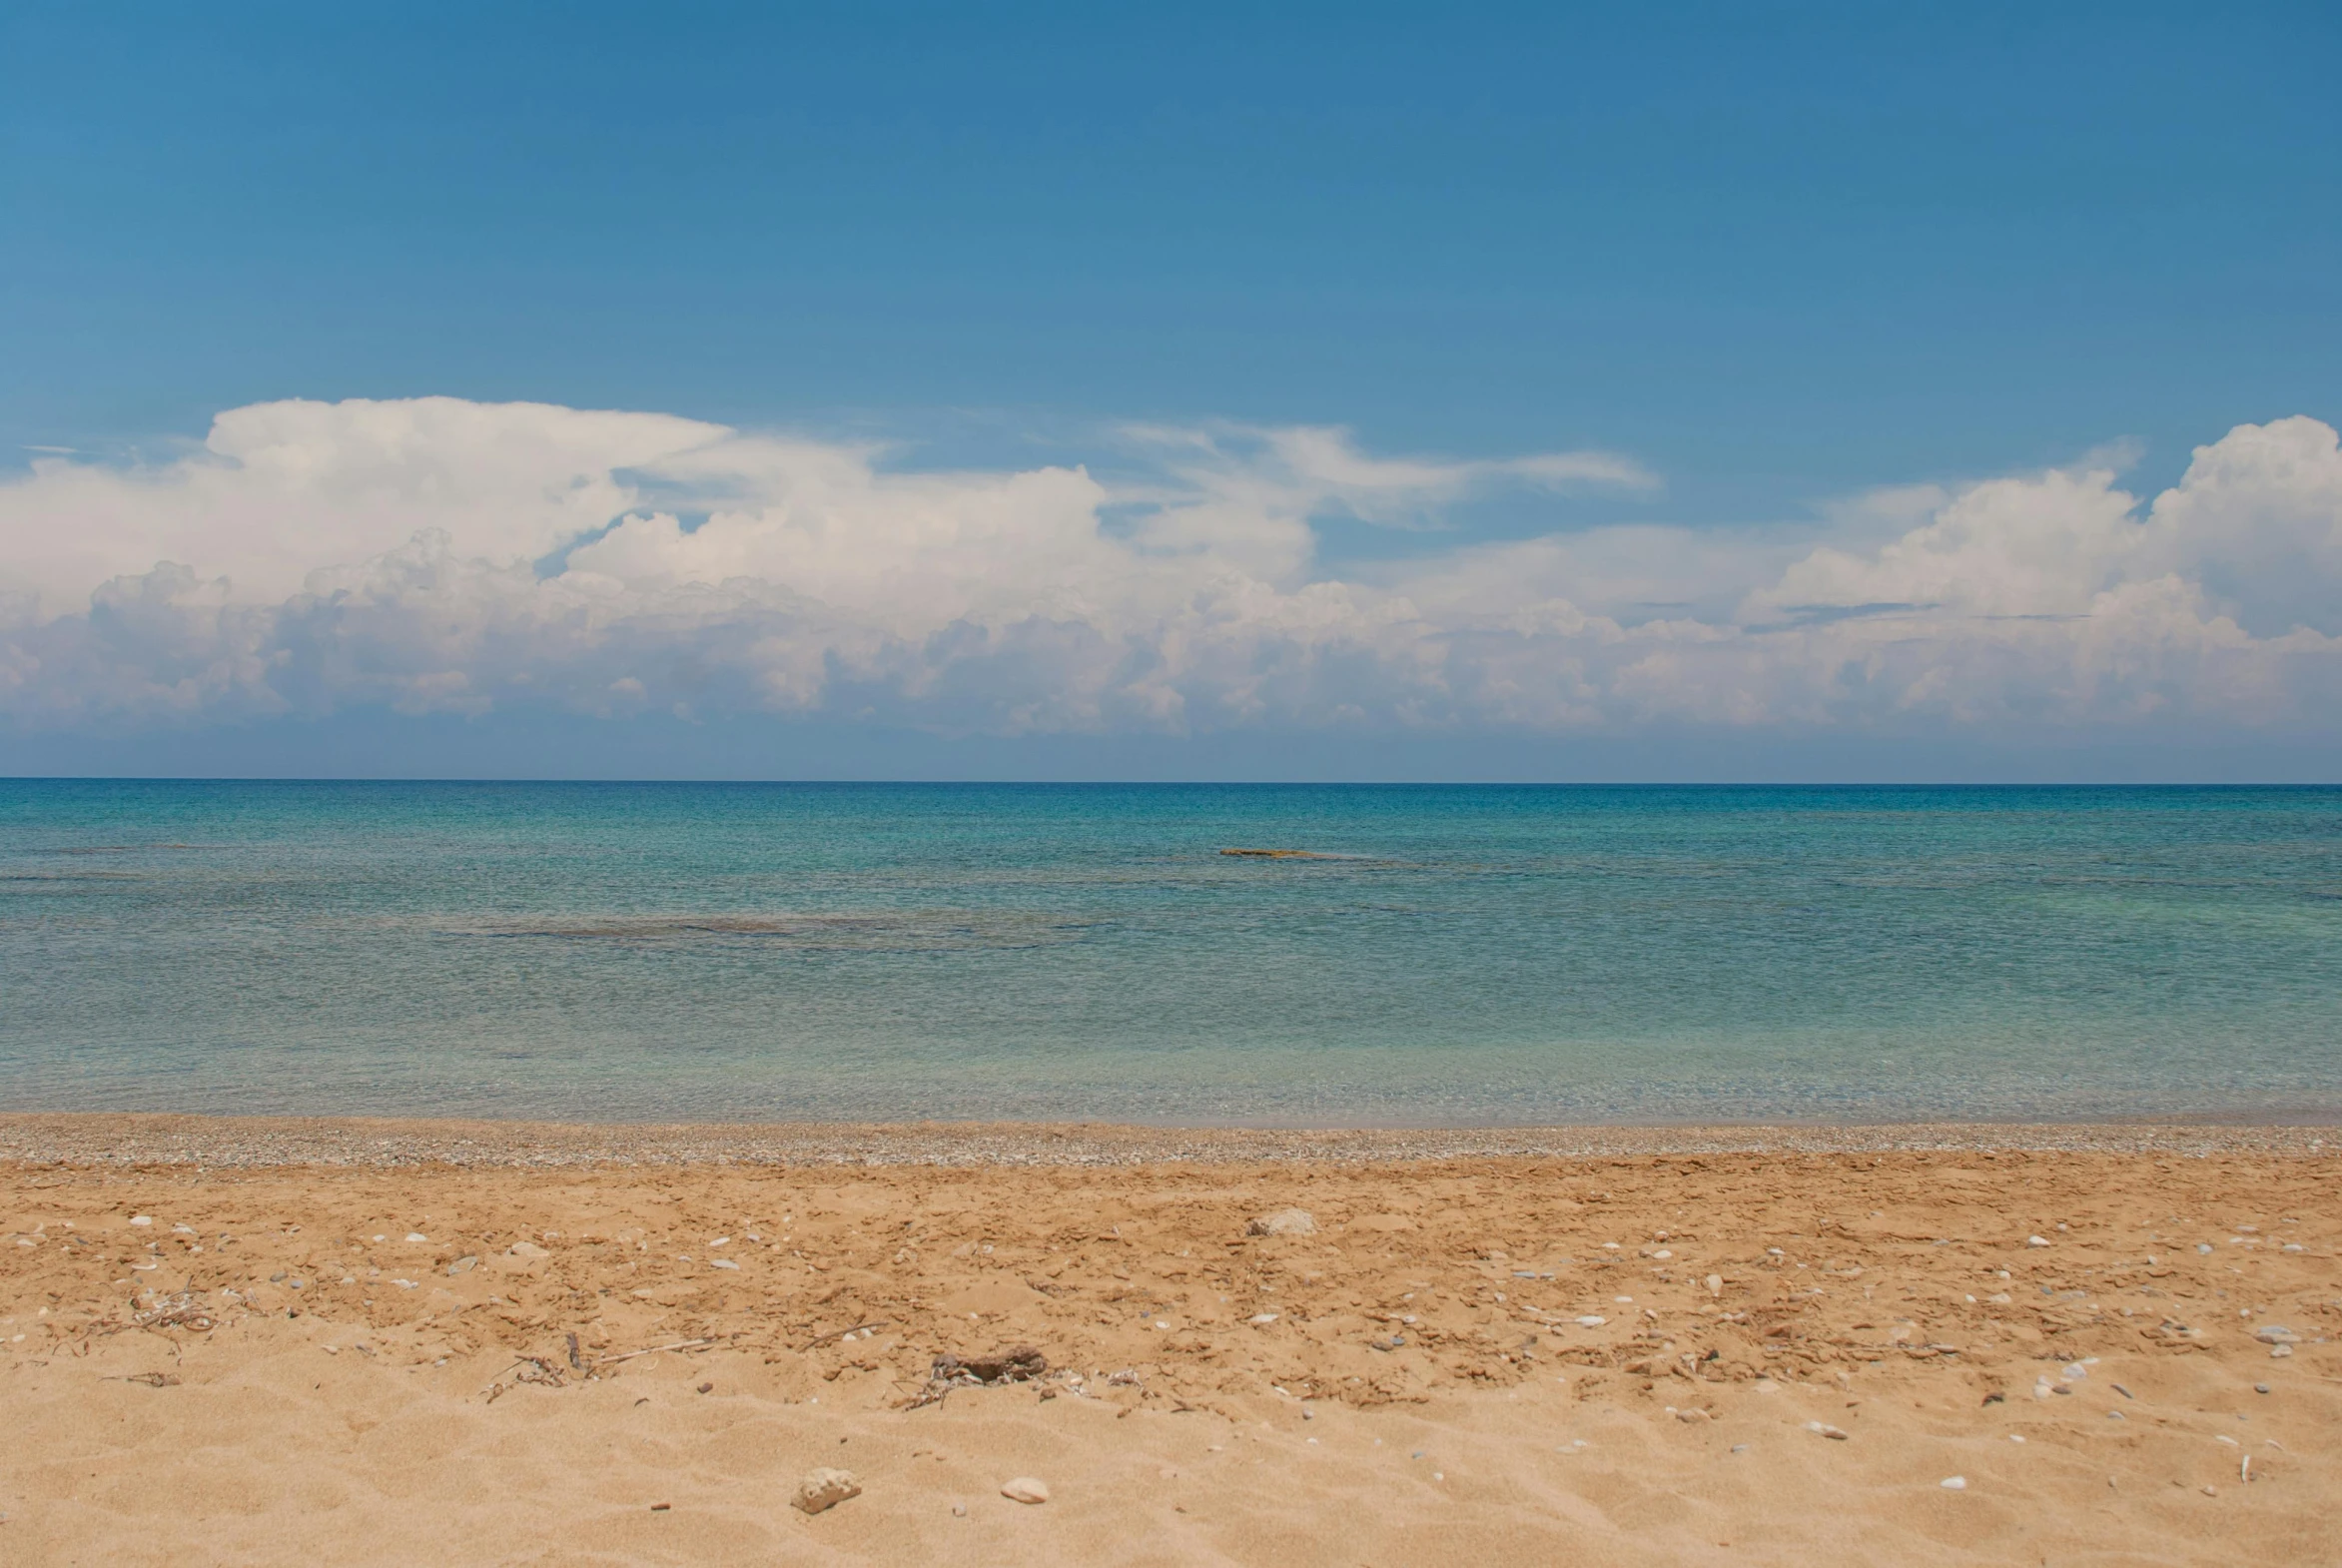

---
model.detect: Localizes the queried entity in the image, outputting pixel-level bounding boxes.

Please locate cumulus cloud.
[2,397,2338,741]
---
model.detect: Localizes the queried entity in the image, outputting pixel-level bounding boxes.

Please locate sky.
[3,1,2340,779]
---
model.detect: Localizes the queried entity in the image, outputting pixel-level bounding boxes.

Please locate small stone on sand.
[792,1468,861,1515]
[1001,1476,1051,1504]
[1941,1476,1966,1490]
[1247,1209,1316,1237]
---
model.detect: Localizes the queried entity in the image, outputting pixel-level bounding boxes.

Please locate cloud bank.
[3,397,2339,750]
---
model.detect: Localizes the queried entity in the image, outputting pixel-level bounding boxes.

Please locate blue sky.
[4,2,2341,777]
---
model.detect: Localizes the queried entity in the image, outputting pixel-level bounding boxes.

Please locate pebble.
[1246,1209,1316,1237]
[2026,1235,2049,1247]
[1705,1273,1723,1296]
[2252,1325,2299,1344]
[1940,1476,1966,1490]
[792,1468,861,1515]
[1804,1422,1849,1440]
[1000,1477,1051,1505]
[1576,1315,1606,1327]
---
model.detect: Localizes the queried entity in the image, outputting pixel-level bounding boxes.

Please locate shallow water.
[1,781,2336,1125]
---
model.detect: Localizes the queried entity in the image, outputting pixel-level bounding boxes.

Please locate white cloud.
[3,396,725,614]
[2,398,2337,742]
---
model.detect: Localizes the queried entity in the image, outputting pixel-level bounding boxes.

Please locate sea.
[1,781,2336,1127]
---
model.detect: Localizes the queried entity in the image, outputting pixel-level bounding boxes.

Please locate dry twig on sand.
[592,1336,724,1368]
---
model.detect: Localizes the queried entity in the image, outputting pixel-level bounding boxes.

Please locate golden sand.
[2,1115,2336,1564]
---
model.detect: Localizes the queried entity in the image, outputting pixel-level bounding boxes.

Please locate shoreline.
[3,1110,2334,1168]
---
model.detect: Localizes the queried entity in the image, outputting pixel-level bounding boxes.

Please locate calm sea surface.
[1,781,2336,1125]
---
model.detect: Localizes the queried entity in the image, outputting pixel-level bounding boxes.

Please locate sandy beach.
[3,1115,2337,1565]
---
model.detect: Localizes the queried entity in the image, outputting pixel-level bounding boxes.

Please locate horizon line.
[6,776,2338,790]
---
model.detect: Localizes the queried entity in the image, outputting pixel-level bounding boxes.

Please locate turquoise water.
[0,781,2336,1125]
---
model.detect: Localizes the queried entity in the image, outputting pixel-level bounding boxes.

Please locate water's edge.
[5,1111,2334,1169]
